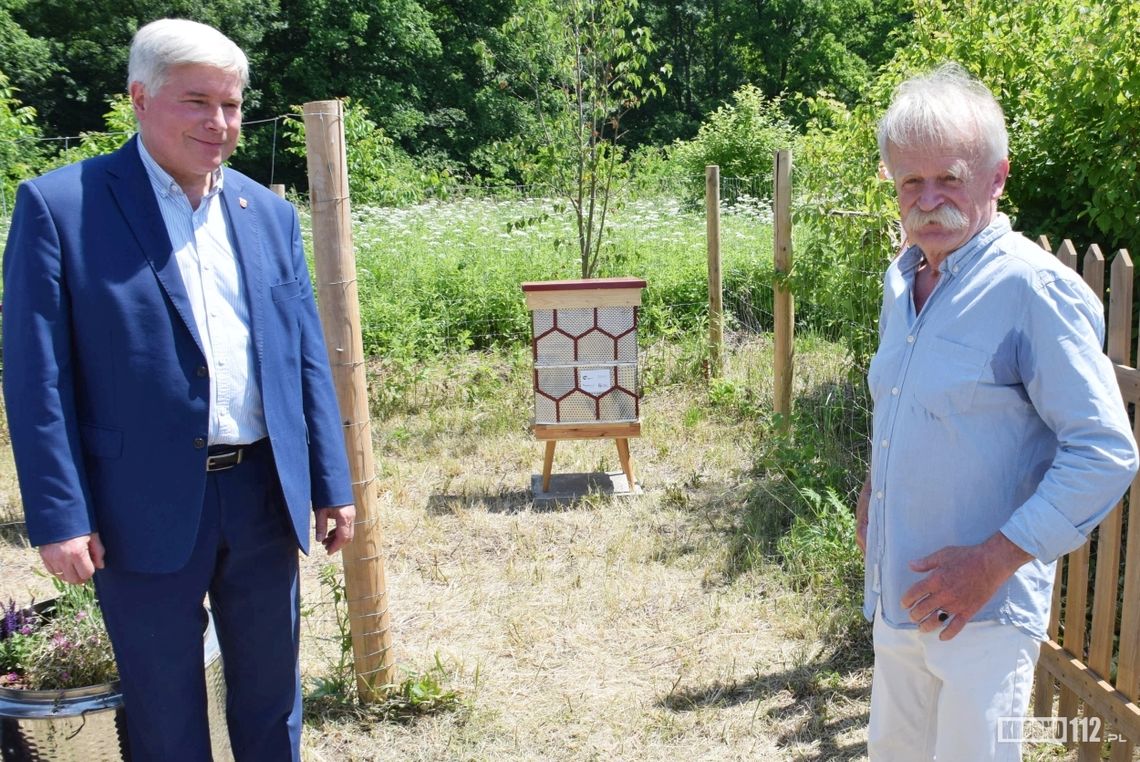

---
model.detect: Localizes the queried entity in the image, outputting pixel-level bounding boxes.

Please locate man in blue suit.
[2,18,355,761]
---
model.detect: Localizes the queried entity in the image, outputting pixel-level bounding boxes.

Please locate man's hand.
[315,504,355,555]
[39,533,105,585]
[856,474,871,556]
[901,532,1033,640]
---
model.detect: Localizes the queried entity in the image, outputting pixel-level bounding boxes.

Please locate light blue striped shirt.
[865,214,1138,640]
[137,139,267,445]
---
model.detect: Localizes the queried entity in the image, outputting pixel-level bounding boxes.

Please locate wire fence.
[0,162,892,532]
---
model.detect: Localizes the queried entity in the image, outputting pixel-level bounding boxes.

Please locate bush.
[668,85,798,202]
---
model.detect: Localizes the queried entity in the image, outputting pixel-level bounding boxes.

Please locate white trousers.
[868,611,1041,762]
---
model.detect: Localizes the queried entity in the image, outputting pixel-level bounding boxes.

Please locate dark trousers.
[95,441,302,762]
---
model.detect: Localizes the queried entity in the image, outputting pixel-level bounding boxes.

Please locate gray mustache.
[905,205,969,231]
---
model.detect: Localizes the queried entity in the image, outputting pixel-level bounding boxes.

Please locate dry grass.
[0,336,1084,760]
[294,337,874,761]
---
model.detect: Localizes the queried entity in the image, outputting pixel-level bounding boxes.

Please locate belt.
[206,439,267,472]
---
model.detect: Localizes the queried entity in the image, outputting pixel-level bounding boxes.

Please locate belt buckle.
[206,448,243,472]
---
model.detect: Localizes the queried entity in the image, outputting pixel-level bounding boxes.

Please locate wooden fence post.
[773,149,794,427]
[302,100,395,701]
[706,165,723,378]
[269,183,286,198]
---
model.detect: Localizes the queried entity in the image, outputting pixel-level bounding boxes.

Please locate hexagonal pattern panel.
[530,304,640,423]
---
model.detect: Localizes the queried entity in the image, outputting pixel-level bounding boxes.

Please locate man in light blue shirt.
[857,63,1138,761]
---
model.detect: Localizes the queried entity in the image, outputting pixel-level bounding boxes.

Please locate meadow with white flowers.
[327,192,775,361]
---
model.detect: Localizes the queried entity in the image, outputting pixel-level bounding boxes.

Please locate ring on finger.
[937,610,950,623]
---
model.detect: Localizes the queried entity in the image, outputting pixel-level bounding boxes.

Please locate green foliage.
[410,0,522,164]
[336,194,772,364]
[305,563,355,701]
[378,655,463,722]
[668,84,797,201]
[499,0,667,277]
[0,600,37,683]
[304,564,462,720]
[877,0,1140,253]
[5,0,280,138]
[0,68,41,204]
[23,580,117,690]
[793,112,896,369]
[40,93,135,170]
[284,99,459,206]
[0,0,911,188]
[735,365,869,588]
[259,0,440,140]
[777,486,862,604]
[0,1,57,92]
[629,0,910,146]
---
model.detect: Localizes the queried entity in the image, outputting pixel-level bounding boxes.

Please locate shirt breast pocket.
[912,336,988,418]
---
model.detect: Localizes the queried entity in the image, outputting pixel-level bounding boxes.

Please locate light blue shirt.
[865,214,1138,640]
[137,139,267,446]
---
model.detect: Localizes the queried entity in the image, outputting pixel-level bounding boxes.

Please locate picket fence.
[1030,236,1140,760]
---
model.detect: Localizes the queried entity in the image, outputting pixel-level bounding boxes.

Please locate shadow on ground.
[660,637,873,760]
[0,518,28,549]
[427,471,641,515]
[426,490,534,515]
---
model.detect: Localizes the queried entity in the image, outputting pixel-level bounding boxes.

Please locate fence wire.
[0,169,893,530]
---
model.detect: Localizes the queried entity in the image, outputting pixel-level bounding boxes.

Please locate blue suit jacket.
[2,137,354,573]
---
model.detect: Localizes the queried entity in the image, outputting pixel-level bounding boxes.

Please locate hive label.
[579,368,613,395]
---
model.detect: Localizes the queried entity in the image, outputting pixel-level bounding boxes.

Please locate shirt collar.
[900,213,1013,276]
[137,137,224,203]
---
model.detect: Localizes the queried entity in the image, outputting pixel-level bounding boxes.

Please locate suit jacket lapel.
[105,136,205,356]
[220,172,266,375]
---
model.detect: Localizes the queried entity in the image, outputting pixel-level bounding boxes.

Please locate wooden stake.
[269,183,286,198]
[773,150,794,428]
[706,166,723,378]
[302,100,395,701]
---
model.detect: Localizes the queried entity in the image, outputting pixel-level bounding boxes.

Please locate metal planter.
[0,606,230,761]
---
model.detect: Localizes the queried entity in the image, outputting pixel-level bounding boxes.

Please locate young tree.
[502,0,666,278]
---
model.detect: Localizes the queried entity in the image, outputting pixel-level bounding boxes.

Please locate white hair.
[878,63,1007,174]
[128,18,248,94]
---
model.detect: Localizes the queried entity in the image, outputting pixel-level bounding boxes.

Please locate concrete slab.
[530,471,642,506]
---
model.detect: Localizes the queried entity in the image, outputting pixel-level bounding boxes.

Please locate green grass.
[306,194,775,359]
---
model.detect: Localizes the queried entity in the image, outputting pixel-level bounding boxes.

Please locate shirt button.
[196,366,208,378]
[193,437,206,449]
[952,266,960,273]
[881,439,889,448]
[906,335,915,344]
[876,491,884,500]
[891,387,899,396]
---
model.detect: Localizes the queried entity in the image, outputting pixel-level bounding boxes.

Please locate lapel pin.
[239,197,248,208]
